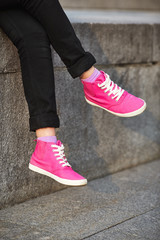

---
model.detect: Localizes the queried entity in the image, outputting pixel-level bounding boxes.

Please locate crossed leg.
[0,7,60,132]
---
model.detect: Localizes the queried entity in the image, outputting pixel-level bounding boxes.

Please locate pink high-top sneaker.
[29,139,87,186]
[82,71,146,117]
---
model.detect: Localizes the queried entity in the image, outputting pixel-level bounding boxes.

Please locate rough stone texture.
[0,160,160,240]
[55,64,160,175]
[0,10,160,208]
[54,10,160,67]
[75,23,153,66]
[153,24,160,62]
[1,11,160,72]
[0,30,20,73]
[60,0,160,11]
[85,208,160,240]
[0,73,67,209]
[1,63,160,209]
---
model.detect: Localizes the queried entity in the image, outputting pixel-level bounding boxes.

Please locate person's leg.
[0,0,19,9]
[0,7,59,132]
[0,7,87,186]
[17,0,96,79]
[0,1,146,118]
[0,0,96,79]
[17,0,146,116]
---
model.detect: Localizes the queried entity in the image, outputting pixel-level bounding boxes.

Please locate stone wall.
[0,10,160,208]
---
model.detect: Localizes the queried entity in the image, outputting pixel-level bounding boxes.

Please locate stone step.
[60,0,160,11]
[0,160,160,240]
[0,10,160,208]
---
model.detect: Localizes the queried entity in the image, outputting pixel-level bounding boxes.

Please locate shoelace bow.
[51,144,71,167]
[98,72,124,101]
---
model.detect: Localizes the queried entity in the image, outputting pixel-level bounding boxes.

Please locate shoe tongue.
[95,70,106,84]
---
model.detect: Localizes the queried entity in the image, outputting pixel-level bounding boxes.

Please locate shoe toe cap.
[117,94,146,114]
[55,168,86,181]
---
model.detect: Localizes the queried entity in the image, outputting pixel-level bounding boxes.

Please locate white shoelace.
[51,144,71,167]
[98,72,124,101]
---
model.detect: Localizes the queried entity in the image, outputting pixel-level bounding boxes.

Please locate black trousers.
[0,0,96,131]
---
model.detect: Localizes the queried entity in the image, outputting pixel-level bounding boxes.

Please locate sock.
[37,136,57,143]
[81,68,101,83]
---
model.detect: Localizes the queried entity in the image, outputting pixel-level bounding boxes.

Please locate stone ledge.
[60,0,160,11]
[1,63,160,208]
[0,10,160,73]
[0,10,160,208]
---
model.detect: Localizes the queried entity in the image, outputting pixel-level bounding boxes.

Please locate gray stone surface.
[1,10,160,72]
[52,10,160,66]
[60,0,160,11]
[0,160,160,240]
[84,207,160,240]
[55,64,160,175]
[1,63,160,208]
[72,23,153,66]
[0,30,20,73]
[153,24,160,62]
[0,10,160,208]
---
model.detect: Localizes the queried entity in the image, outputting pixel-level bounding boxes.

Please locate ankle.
[80,66,95,79]
[36,127,56,138]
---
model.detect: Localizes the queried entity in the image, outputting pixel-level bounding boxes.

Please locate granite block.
[0,30,20,73]
[153,24,160,62]
[0,9,160,208]
[1,10,160,72]
[1,63,160,208]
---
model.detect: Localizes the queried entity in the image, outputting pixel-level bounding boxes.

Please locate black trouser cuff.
[67,52,96,78]
[29,112,60,132]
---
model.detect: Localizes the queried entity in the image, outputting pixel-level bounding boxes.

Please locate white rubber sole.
[29,163,87,186]
[85,97,146,117]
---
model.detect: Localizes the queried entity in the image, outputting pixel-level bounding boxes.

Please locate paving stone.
[0,221,37,240]
[84,207,160,240]
[0,160,160,240]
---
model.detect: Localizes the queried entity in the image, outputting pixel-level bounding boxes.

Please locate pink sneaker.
[82,71,146,117]
[29,139,87,186]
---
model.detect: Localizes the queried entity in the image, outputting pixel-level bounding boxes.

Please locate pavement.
[0,159,160,240]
